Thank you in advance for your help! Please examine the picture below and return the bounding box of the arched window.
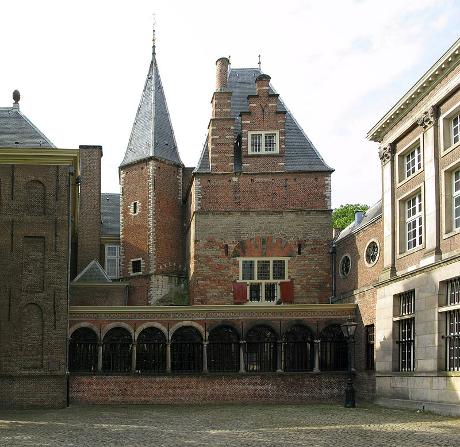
[208,326,239,372]
[102,327,132,373]
[171,326,203,373]
[283,325,314,372]
[136,327,166,373]
[320,324,347,371]
[26,180,45,215]
[245,325,277,372]
[69,327,98,372]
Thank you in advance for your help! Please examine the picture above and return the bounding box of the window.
[339,255,351,278]
[131,259,142,275]
[365,241,379,266]
[239,258,288,303]
[105,244,120,278]
[453,113,460,145]
[405,146,421,178]
[130,201,139,215]
[446,278,460,371]
[453,170,460,230]
[248,131,279,154]
[396,291,415,372]
[406,193,423,250]
[365,325,375,370]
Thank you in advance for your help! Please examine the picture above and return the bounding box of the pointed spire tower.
[120,26,182,167]
[119,27,185,305]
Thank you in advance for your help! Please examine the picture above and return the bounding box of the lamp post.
[341,319,358,408]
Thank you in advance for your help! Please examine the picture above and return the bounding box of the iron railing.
[207,342,240,372]
[69,342,98,372]
[136,342,167,373]
[171,342,203,373]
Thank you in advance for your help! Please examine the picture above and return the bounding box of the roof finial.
[258,54,261,71]
[152,14,156,56]
[13,89,20,104]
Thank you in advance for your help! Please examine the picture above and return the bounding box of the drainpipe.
[330,243,336,304]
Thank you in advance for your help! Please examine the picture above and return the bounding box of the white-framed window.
[238,258,287,303]
[248,131,279,154]
[453,170,460,230]
[105,244,120,278]
[396,290,415,372]
[130,258,142,275]
[452,113,460,145]
[406,193,423,251]
[445,277,460,371]
[364,240,379,267]
[405,146,421,178]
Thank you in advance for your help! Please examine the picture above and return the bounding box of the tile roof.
[335,200,382,242]
[72,260,112,284]
[195,68,332,173]
[120,53,182,167]
[0,106,55,148]
[101,193,120,236]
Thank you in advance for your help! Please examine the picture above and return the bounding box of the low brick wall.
[70,373,363,405]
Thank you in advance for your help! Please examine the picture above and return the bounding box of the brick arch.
[135,322,168,340]
[101,322,134,340]
[169,321,206,339]
[231,236,296,258]
[69,322,100,341]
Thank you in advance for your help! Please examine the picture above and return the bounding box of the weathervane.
[152,13,156,56]
[258,54,261,70]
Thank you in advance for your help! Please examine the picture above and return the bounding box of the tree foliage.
[332,204,369,230]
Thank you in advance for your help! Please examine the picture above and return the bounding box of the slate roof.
[120,51,182,167]
[0,105,55,148]
[72,260,112,284]
[195,68,332,173]
[101,193,120,236]
[335,200,382,242]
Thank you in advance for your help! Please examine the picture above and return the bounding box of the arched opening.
[102,327,132,373]
[171,326,203,373]
[245,325,277,372]
[208,326,240,372]
[69,327,98,372]
[26,180,46,215]
[320,324,347,371]
[136,327,166,373]
[283,324,314,372]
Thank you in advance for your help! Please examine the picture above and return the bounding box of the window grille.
[453,170,460,230]
[207,326,240,372]
[365,325,375,370]
[397,290,415,372]
[340,255,351,277]
[102,327,133,373]
[453,114,460,145]
[248,131,279,154]
[171,327,203,373]
[136,327,166,373]
[283,325,314,372]
[405,147,421,178]
[406,194,423,250]
[365,241,379,265]
[250,134,262,153]
[69,327,98,372]
[446,278,460,371]
[245,326,277,372]
[319,325,347,371]
[264,133,277,152]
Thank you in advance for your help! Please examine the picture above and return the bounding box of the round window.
[365,241,379,266]
[340,255,351,278]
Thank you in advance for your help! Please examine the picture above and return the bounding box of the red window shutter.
[280,280,294,304]
[233,282,248,304]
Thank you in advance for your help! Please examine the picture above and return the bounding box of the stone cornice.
[367,38,460,143]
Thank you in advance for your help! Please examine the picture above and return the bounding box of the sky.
[1,0,460,208]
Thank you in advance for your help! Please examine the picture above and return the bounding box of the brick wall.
[77,146,102,273]
[189,210,332,305]
[70,373,373,405]
[0,163,70,408]
[70,285,128,306]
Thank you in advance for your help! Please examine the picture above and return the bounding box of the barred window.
[453,114,460,145]
[405,146,421,178]
[453,170,460,230]
[248,131,279,154]
[396,290,415,372]
[406,194,423,250]
[446,278,460,371]
[365,325,375,370]
[264,133,277,152]
[250,133,262,153]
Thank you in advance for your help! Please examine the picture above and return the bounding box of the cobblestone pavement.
[0,404,458,447]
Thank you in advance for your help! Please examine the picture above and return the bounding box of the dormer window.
[248,131,279,154]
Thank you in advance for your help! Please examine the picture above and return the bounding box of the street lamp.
[341,319,358,408]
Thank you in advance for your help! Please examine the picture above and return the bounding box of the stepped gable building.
[334,37,460,416]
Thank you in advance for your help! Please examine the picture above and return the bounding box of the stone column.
[131,341,137,373]
[166,341,171,373]
[202,341,209,374]
[97,342,103,372]
[276,341,283,373]
[418,106,441,265]
[313,339,321,373]
[379,143,396,280]
[239,341,246,373]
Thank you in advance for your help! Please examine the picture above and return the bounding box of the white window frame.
[453,169,460,230]
[405,146,422,179]
[440,102,460,154]
[105,244,120,279]
[406,193,423,251]
[238,257,288,304]
[248,131,280,155]
[452,113,460,146]
[130,258,143,276]
[396,136,423,185]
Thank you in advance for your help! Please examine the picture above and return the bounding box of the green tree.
[332,204,369,230]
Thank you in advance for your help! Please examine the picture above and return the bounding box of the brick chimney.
[255,74,271,96]
[215,57,229,91]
